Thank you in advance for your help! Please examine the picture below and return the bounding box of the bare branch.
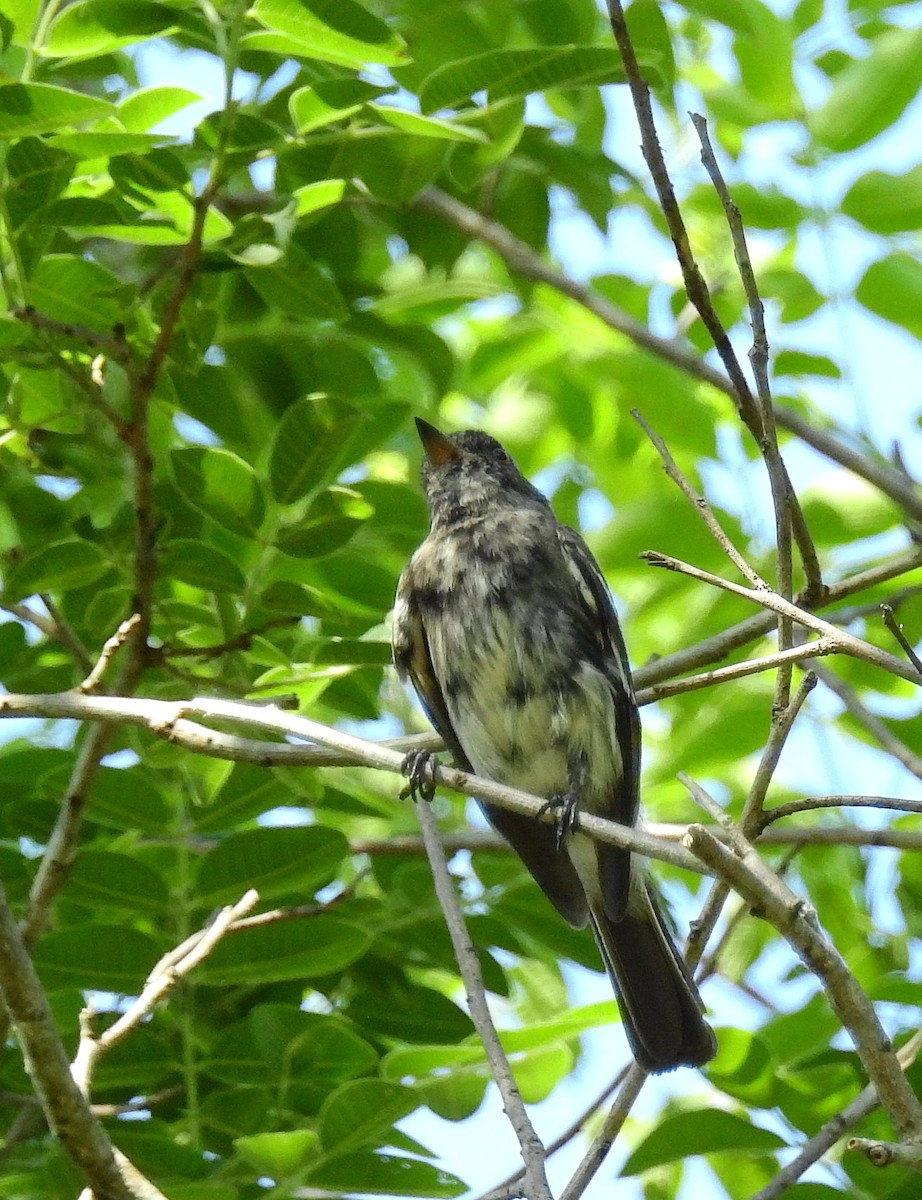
[559,1067,647,1200]
[639,642,831,704]
[636,545,922,688]
[684,815,922,1141]
[775,405,922,526]
[411,195,922,530]
[847,1137,922,1173]
[762,794,922,827]
[0,878,133,1200]
[641,551,922,686]
[632,409,765,585]
[0,691,706,875]
[78,615,142,694]
[12,306,134,366]
[881,603,922,675]
[415,796,552,1199]
[20,721,112,946]
[72,890,259,1096]
[39,596,95,675]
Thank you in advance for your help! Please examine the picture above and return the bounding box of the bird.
[391,417,716,1073]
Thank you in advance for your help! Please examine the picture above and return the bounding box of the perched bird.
[392,418,715,1073]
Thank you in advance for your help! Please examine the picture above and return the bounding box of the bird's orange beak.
[416,417,459,466]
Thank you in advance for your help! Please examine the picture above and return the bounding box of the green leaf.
[420,47,638,113]
[193,764,292,833]
[171,447,267,537]
[68,850,169,915]
[46,130,174,156]
[4,538,109,602]
[245,243,346,320]
[28,254,121,328]
[306,1151,465,1197]
[88,767,171,834]
[0,82,114,136]
[674,0,764,38]
[277,486,373,558]
[197,825,348,906]
[318,1079,418,1154]
[810,25,922,151]
[842,166,922,234]
[250,1005,377,1081]
[160,540,248,594]
[774,350,841,379]
[269,395,361,504]
[293,179,347,216]
[198,919,371,985]
[367,103,487,142]
[117,85,202,132]
[289,78,385,133]
[856,253,922,340]
[235,1130,319,1178]
[248,0,407,69]
[622,1109,786,1175]
[4,137,75,230]
[43,0,177,57]
[33,926,160,992]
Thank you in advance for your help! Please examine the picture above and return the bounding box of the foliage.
[0,0,919,1198]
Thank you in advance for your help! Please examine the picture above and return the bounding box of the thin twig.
[690,113,823,611]
[20,721,112,946]
[641,551,922,686]
[559,1066,647,1200]
[880,604,922,676]
[415,797,552,1199]
[155,617,300,660]
[78,615,141,694]
[762,794,922,827]
[632,409,765,585]
[12,306,134,366]
[486,1069,627,1199]
[638,641,832,704]
[636,545,922,689]
[72,890,259,1095]
[847,1137,922,1173]
[775,405,922,526]
[744,672,817,833]
[39,596,94,675]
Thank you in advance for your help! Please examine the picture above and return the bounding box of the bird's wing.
[392,566,472,771]
[557,523,641,920]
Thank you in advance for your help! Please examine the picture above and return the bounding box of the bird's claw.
[400,748,439,802]
[537,790,580,850]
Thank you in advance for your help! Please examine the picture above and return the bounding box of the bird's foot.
[537,789,580,850]
[400,749,439,802]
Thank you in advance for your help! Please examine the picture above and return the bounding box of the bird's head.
[414,418,547,526]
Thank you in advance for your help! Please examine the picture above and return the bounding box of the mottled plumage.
[393,419,715,1072]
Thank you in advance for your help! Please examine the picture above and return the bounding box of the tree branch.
[415,797,552,1198]
[0,878,133,1200]
[685,811,922,1142]
[641,551,922,686]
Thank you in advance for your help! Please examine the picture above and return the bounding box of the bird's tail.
[589,881,716,1073]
